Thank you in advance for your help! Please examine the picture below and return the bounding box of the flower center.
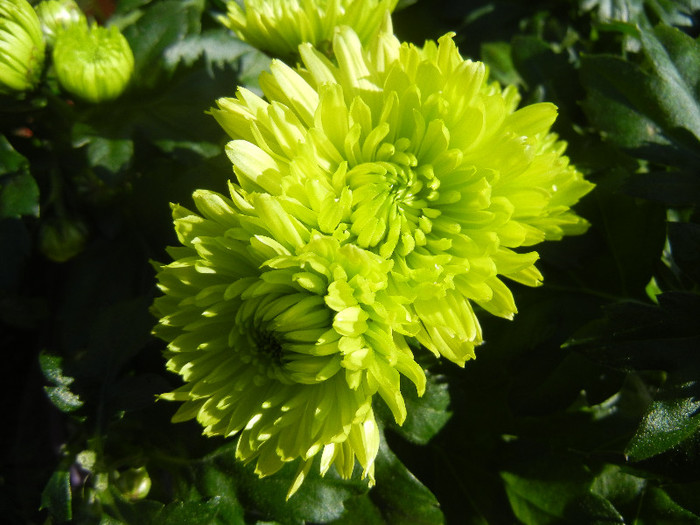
[252,328,284,365]
[346,154,441,258]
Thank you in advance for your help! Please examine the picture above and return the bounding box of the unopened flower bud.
[113,467,151,501]
[0,0,45,93]
[53,24,134,103]
[35,0,86,46]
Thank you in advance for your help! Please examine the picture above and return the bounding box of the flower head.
[52,23,134,103]
[152,184,426,496]
[35,0,86,46]
[219,0,398,58]
[211,19,595,366]
[0,0,45,94]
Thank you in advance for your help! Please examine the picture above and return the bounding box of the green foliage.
[3,0,700,523]
[581,24,700,167]
[501,466,624,524]
[40,470,72,522]
[39,351,84,413]
[368,435,444,525]
[0,135,38,218]
[376,372,452,446]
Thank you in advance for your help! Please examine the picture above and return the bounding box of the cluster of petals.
[211,16,594,367]
[154,12,594,495]
[219,0,398,58]
[0,0,45,93]
[153,184,426,495]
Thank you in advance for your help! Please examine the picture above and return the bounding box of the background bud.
[52,24,134,103]
[35,0,86,46]
[113,467,152,501]
[39,217,88,262]
[0,0,46,93]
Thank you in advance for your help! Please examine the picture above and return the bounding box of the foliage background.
[2,0,700,523]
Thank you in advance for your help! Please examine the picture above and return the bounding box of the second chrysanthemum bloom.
[152,184,426,496]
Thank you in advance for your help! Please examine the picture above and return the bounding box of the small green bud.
[35,0,86,46]
[53,24,134,103]
[0,0,46,93]
[39,217,87,262]
[113,467,151,501]
[76,449,97,471]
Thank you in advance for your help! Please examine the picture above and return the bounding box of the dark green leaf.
[44,385,84,412]
[107,488,165,525]
[583,0,700,27]
[626,392,700,461]
[136,65,235,146]
[501,471,567,524]
[122,0,204,89]
[591,465,700,523]
[203,443,365,524]
[370,435,444,525]
[580,0,645,23]
[39,351,75,387]
[377,372,451,445]
[667,222,700,284]
[511,35,578,111]
[98,515,127,525]
[567,292,700,376]
[580,57,664,148]
[152,139,220,158]
[566,290,700,462]
[76,62,239,161]
[0,135,29,175]
[192,463,246,524]
[73,124,134,175]
[501,462,625,525]
[236,48,272,94]
[581,25,700,168]
[40,351,84,412]
[113,0,152,16]
[163,29,252,72]
[636,25,700,142]
[634,486,700,524]
[664,481,700,517]
[480,41,522,86]
[502,473,573,524]
[0,136,38,218]
[623,171,700,206]
[329,495,386,525]
[588,176,666,297]
[590,465,646,514]
[40,470,72,522]
[157,499,222,525]
[646,0,700,27]
[0,183,35,223]
[650,22,700,86]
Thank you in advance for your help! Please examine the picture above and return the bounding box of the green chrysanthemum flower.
[211,18,594,366]
[152,184,426,496]
[219,0,398,58]
[0,0,45,94]
[53,23,134,103]
[35,0,86,46]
